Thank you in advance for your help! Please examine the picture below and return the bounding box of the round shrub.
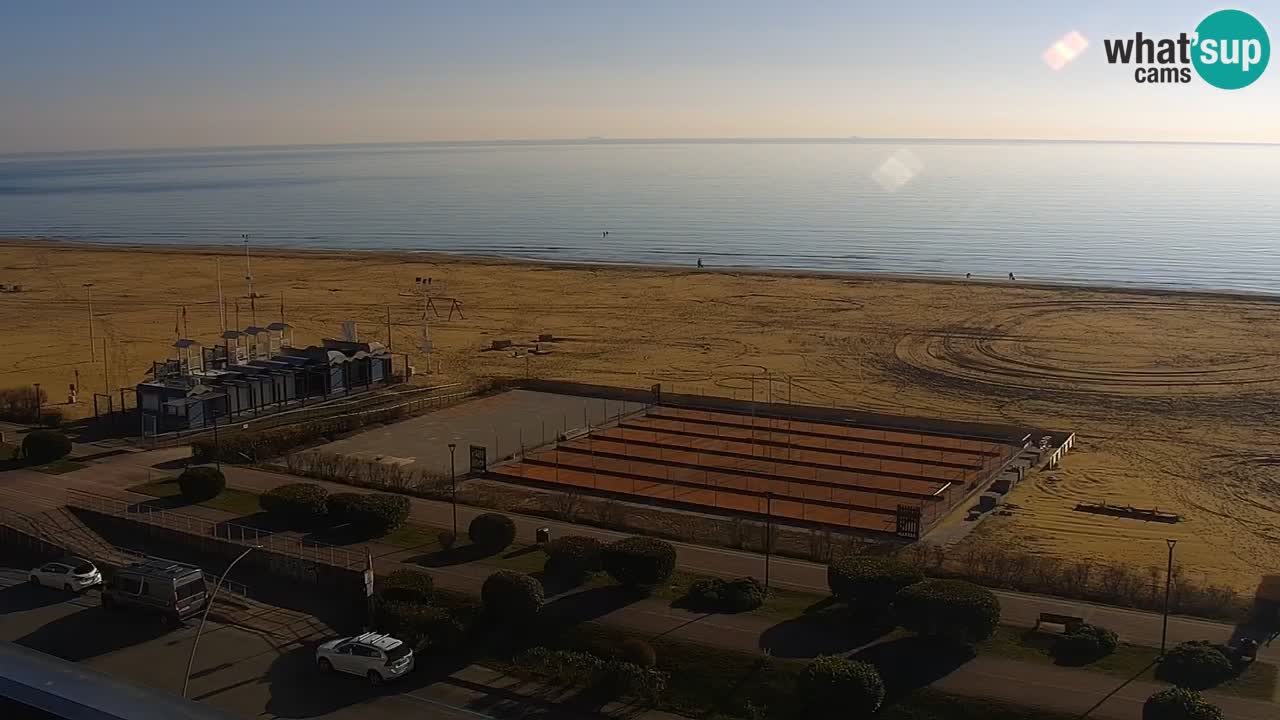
[602,537,677,591]
[894,579,1001,646]
[177,466,226,502]
[682,576,766,613]
[544,535,604,582]
[259,483,329,528]
[618,638,657,668]
[797,656,886,718]
[375,601,467,652]
[1157,641,1235,690]
[1054,623,1119,664]
[469,513,517,551]
[347,493,411,537]
[21,429,71,465]
[594,659,667,701]
[380,569,435,604]
[827,555,923,608]
[325,492,363,524]
[482,570,544,624]
[39,409,64,428]
[1143,687,1224,720]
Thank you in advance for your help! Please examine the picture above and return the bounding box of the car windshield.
[72,562,95,574]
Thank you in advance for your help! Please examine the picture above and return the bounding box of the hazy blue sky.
[2,1,1276,151]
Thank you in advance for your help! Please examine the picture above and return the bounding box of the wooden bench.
[1035,612,1084,631]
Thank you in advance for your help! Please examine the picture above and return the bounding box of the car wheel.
[367,670,383,687]
[101,595,114,609]
[29,576,39,586]
[317,658,332,673]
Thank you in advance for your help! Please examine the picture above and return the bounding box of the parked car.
[29,557,102,592]
[101,558,207,626]
[315,632,415,685]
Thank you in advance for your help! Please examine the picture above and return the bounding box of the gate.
[895,505,922,540]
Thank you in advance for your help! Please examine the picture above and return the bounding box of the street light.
[183,545,259,697]
[84,283,95,361]
[1160,538,1177,656]
[764,492,774,593]
[33,383,41,419]
[448,443,458,537]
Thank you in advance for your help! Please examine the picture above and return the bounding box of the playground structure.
[487,398,1041,540]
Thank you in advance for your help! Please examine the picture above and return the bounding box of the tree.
[482,570,544,624]
[797,655,886,718]
[602,537,676,591]
[827,555,923,609]
[259,483,329,528]
[346,493,411,537]
[469,513,517,551]
[544,535,604,583]
[177,466,225,502]
[1143,687,1224,720]
[21,429,71,465]
[1157,641,1235,690]
[894,579,1001,645]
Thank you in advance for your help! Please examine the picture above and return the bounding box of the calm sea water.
[1,140,1278,294]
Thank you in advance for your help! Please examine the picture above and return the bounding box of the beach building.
[136,328,394,434]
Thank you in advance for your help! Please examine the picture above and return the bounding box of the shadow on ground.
[759,604,895,659]
[409,544,502,568]
[15,606,171,662]
[0,581,76,614]
[853,636,975,700]
[542,586,643,630]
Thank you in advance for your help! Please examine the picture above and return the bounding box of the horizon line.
[3,135,1279,157]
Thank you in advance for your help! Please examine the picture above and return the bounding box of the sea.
[1,139,1278,295]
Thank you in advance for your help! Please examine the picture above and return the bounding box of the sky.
[1,0,1277,152]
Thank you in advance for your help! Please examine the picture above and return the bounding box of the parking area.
[0,567,539,720]
[310,389,647,475]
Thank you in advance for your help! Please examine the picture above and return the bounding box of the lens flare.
[1043,31,1089,70]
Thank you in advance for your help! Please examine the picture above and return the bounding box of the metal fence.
[65,490,365,571]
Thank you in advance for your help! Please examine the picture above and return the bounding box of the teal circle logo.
[1192,9,1270,89]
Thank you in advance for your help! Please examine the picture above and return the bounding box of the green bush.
[177,466,226,502]
[325,492,363,524]
[797,655,886,718]
[827,555,923,608]
[544,535,604,582]
[482,570,544,624]
[682,577,767,613]
[39,409,64,428]
[894,579,1001,646]
[21,429,71,465]
[595,659,668,701]
[469,513,517,551]
[602,536,677,591]
[1053,623,1119,664]
[0,386,45,424]
[1143,687,1224,720]
[374,601,467,652]
[1156,641,1235,690]
[346,493,411,537]
[618,637,657,668]
[380,569,434,604]
[518,647,604,686]
[259,483,329,528]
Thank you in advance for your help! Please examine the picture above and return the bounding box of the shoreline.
[6,236,1280,305]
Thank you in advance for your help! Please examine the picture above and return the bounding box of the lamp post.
[210,398,222,471]
[448,443,458,537]
[84,283,95,361]
[764,492,774,593]
[1161,538,1177,656]
[184,545,258,697]
[33,383,41,419]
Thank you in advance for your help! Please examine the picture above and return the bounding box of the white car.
[315,632,414,685]
[30,558,102,592]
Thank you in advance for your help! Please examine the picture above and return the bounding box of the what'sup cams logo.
[1104,9,1270,88]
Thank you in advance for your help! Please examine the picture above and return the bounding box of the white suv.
[315,632,414,685]
[29,557,102,592]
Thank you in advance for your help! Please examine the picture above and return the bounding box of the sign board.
[469,444,487,473]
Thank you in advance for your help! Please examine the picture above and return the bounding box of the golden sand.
[2,239,1278,591]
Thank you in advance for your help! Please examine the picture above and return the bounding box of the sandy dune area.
[1,239,1277,592]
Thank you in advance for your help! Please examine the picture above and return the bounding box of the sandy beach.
[2,238,1278,593]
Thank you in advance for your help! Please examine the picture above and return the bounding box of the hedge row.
[258,482,410,538]
[681,576,766,613]
[602,536,676,590]
[516,647,668,701]
[21,430,71,464]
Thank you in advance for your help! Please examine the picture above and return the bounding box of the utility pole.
[764,492,774,593]
[216,257,226,331]
[1161,539,1177,656]
[84,283,95,361]
[385,306,393,351]
[242,233,256,325]
[448,443,458,537]
[102,339,110,395]
[184,545,258,697]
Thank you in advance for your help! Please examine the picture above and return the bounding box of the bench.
[1035,612,1084,631]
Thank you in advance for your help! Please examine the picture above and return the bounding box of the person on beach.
[697,257,704,268]
[1008,272,1016,281]
[965,272,971,279]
